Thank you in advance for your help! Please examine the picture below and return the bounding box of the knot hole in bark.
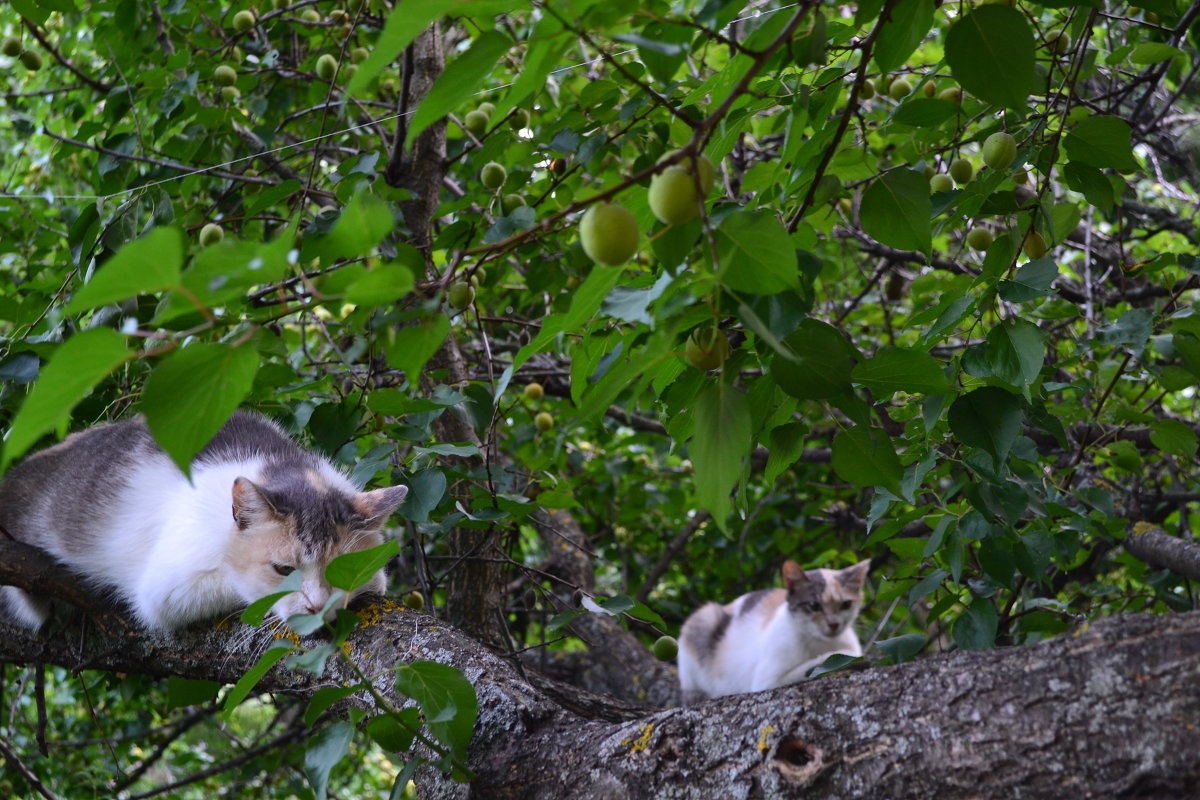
[774,737,826,786]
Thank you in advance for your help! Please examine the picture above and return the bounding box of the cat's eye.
[840,600,852,610]
[805,602,821,613]
[273,563,296,576]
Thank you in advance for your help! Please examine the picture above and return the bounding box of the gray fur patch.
[739,589,771,616]
[681,603,731,666]
[787,571,826,611]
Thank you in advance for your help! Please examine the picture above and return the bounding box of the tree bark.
[2,539,1198,799]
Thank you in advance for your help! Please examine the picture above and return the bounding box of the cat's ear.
[837,559,872,591]
[354,485,409,524]
[231,477,283,530]
[782,560,810,590]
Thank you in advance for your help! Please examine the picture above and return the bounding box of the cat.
[677,558,871,703]
[0,411,408,632]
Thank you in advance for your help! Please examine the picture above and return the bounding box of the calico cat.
[0,411,408,631]
[677,559,871,703]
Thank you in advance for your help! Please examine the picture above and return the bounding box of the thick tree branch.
[1125,523,1200,581]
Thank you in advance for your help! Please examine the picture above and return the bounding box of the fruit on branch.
[315,53,338,81]
[509,108,530,131]
[580,202,640,266]
[685,325,732,371]
[888,77,912,99]
[966,227,994,251]
[199,223,224,246]
[501,193,526,215]
[535,411,554,432]
[982,132,1018,171]
[301,8,321,22]
[1048,32,1071,54]
[653,636,679,661]
[464,109,489,137]
[402,591,425,611]
[859,79,876,99]
[930,173,954,193]
[350,47,369,64]
[447,282,475,310]
[232,10,256,31]
[938,86,963,104]
[481,161,507,191]
[922,80,936,97]
[2,37,21,57]
[950,157,974,185]
[523,382,544,401]
[649,152,715,225]
[1013,167,1029,185]
[1022,231,1048,259]
[221,86,240,101]
[19,49,42,71]
[214,64,238,86]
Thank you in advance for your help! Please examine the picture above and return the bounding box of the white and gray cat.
[0,411,408,631]
[677,558,871,703]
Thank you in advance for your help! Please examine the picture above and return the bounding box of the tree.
[1,0,1199,797]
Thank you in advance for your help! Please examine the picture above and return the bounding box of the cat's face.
[783,559,871,638]
[228,475,407,625]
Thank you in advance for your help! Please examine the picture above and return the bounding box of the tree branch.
[1125,523,1200,582]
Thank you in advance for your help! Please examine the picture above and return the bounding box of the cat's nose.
[827,621,840,633]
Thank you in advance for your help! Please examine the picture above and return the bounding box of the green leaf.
[241,569,304,626]
[832,426,903,496]
[312,193,395,262]
[386,314,451,379]
[326,539,400,592]
[952,597,998,650]
[393,661,478,761]
[874,0,934,73]
[304,721,354,800]
[851,346,951,396]
[223,643,292,719]
[986,319,1046,389]
[2,329,131,469]
[765,421,808,485]
[489,18,570,122]
[400,468,447,523]
[345,263,416,307]
[691,380,753,527]
[859,169,932,256]
[305,686,360,728]
[405,30,513,147]
[1129,42,1184,64]
[367,709,421,753]
[714,210,800,295]
[166,676,221,710]
[997,257,1057,302]
[65,226,182,314]
[771,319,857,400]
[1063,162,1115,212]
[876,633,927,664]
[511,265,623,371]
[1150,419,1198,458]
[142,343,260,475]
[892,98,961,128]
[948,387,1024,464]
[1064,115,1138,171]
[347,0,463,95]
[944,6,1037,111]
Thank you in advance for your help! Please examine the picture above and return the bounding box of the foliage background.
[1,0,1199,796]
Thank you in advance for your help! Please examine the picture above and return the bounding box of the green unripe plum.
[501,193,526,215]
[1048,32,1070,54]
[658,150,716,194]
[302,8,321,22]
[273,0,289,9]
[1013,167,1029,185]
[684,326,731,371]
[481,161,507,191]
[1022,231,1048,259]
[982,132,1017,171]
[232,10,255,31]
[949,158,974,185]
[351,47,370,64]
[2,37,21,57]
[922,80,936,98]
[929,173,954,193]
[214,64,238,86]
[649,166,704,226]
[199,223,224,247]
[463,110,488,137]
[447,281,475,309]
[966,227,994,251]
[402,591,425,611]
[509,108,530,130]
[652,635,679,661]
[19,49,42,71]
[939,86,963,104]
[523,382,544,401]
[888,77,912,99]
[221,85,241,101]
[535,411,554,432]
[579,203,639,266]
[859,79,875,99]
[477,102,496,117]
[316,53,338,81]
